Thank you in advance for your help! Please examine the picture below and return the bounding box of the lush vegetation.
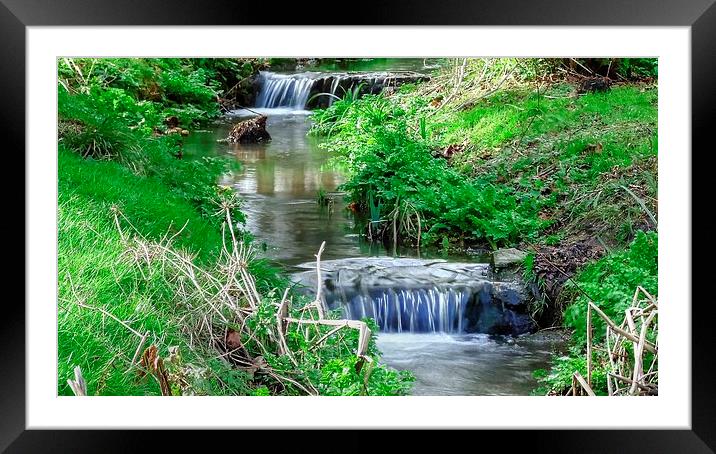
[533,231,658,395]
[57,58,413,396]
[57,56,659,397]
[311,57,658,395]
[312,60,657,251]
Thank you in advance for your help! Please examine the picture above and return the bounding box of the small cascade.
[328,77,343,106]
[254,72,317,109]
[341,286,469,334]
[253,71,431,110]
[292,257,535,335]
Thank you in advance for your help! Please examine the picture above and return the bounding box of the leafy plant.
[563,231,658,344]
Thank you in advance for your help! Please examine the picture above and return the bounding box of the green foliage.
[58,58,243,227]
[532,346,610,396]
[564,231,658,344]
[522,252,536,282]
[312,93,550,248]
[617,58,658,79]
[59,58,222,125]
[535,231,657,395]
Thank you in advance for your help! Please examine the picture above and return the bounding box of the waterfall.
[254,72,318,109]
[253,71,431,110]
[342,286,469,334]
[328,77,343,106]
[292,257,535,336]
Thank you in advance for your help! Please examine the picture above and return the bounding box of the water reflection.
[185,110,488,267]
[186,111,362,266]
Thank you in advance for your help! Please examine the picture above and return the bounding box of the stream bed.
[184,67,566,395]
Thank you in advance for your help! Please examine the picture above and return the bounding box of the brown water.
[183,102,565,396]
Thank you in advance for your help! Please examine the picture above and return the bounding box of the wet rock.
[227,115,271,143]
[292,257,535,335]
[492,248,528,269]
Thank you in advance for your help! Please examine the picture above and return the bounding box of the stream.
[183,63,566,395]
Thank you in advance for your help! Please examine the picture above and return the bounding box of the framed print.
[4,0,713,450]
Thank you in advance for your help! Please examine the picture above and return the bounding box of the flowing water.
[184,64,566,395]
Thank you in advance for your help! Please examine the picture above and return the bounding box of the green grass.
[58,147,413,396]
[440,85,656,150]
[59,187,174,395]
[59,147,223,261]
[312,82,657,250]
[58,147,229,395]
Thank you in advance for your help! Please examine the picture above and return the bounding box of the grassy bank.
[58,147,229,395]
[311,58,658,395]
[57,58,414,396]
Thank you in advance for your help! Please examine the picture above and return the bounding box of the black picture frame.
[4,0,712,450]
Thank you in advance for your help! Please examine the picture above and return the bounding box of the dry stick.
[415,209,422,251]
[636,286,658,307]
[572,371,597,396]
[630,311,657,395]
[128,330,150,371]
[269,371,318,396]
[625,307,639,347]
[589,302,657,354]
[440,58,468,108]
[360,355,376,395]
[468,64,518,104]
[586,302,592,386]
[606,326,614,396]
[392,203,399,255]
[609,373,655,393]
[309,324,348,351]
[275,289,298,367]
[570,374,577,396]
[570,58,594,75]
[313,241,327,319]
